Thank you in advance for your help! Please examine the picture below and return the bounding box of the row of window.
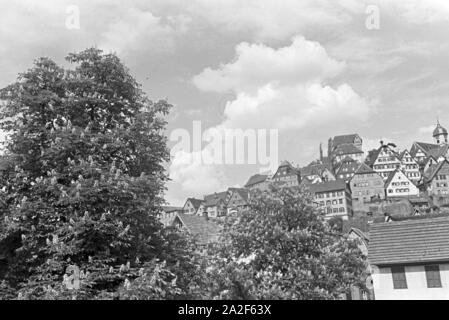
[436,182,449,188]
[391,181,409,187]
[375,164,401,170]
[388,188,411,193]
[435,174,448,181]
[318,199,344,206]
[392,265,442,289]
[316,191,344,198]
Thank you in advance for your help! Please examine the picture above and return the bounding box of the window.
[391,267,407,289]
[425,265,442,288]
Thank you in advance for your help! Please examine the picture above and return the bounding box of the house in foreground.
[368,215,449,299]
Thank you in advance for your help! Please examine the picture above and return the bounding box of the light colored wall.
[372,264,449,300]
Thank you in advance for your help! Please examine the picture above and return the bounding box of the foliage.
[205,185,367,300]
[0,48,203,299]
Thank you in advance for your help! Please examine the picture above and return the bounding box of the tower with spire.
[433,119,448,145]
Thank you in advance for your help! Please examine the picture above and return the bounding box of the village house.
[368,144,402,180]
[160,206,184,227]
[410,121,448,164]
[331,144,364,169]
[350,163,385,208]
[328,134,363,157]
[421,159,449,196]
[300,161,335,184]
[385,169,420,198]
[272,160,301,187]
[182,198,204,215]
[308,180,353,220]
[398,150,421,182]
[203,192,228,218]
[226,188,250,214]
[335,156,360,182]
[244,173,270,191]
[369,216,449,300]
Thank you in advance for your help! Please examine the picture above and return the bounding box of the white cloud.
[193,36,344,94]
[169,149,227,197]
[419,125,435,134]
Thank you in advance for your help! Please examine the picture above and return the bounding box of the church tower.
[433,119,448,145]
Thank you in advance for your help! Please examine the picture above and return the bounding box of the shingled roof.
[368,216,449,266]
[332,134,360,147]
[185,198,204,210]
[354,163,377,175]
[245,174,268,187]
[173,213,221,244]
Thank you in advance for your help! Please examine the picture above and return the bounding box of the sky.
[1,0,449,205]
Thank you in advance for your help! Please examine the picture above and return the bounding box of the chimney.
[203,209,209,220]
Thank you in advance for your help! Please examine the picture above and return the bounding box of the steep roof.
[384,169,407,188]
[162,206,183,213]
[204,191,228,207]
[300,162,332,177]
[185,198,204,210]
[354,163,377,175]
[412,142,440,158]
[308,180,347,194]
[423,160,449,182]
[173,213,221,244]
[368,216,449,266]
[428,144,449,160]
[365,148,381,167]
[336,159,359,177]
[245,174,268,187]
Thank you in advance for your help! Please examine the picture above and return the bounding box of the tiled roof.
[423,160,449,182]
[410,142,440,157]
[174,213,221,244]
[428,144,449,159]
[384,169,400,188]
[332,134,360,147]
[204,191,228,207]
[354,163,376,175]
[308,180,347,194]
[185,198,204,210]
[300,163,331,177]
[368,216,449,266]
[162,206,183,213]
[245,174,268,187]
[334,143,364,156]
[336,160,359,176]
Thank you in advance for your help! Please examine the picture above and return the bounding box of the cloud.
[168,149,227,197]
[193,36,345,93]
[419,125,435,134]
[168,36,373,203]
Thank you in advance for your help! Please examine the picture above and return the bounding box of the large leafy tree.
[206,185,367,300]
[0,48,200,299]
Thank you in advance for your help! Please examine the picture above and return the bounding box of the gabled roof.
[354,163,377,175]
[308,180,347,194]
[227,187,249,203]
[427,144,449,160]
[336,159,359,177]
[365,148,381,167]
[423,160,449,182]
[411,141,440,158]
[349,227,370,243]
[300,162,332,177]
[245,174,268,187]
[173,213,221,244]
[204,191,228,207]
[384,169,404,188]
[368,216,449,266]
[184,198,204,210]
[274,160,300,176]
